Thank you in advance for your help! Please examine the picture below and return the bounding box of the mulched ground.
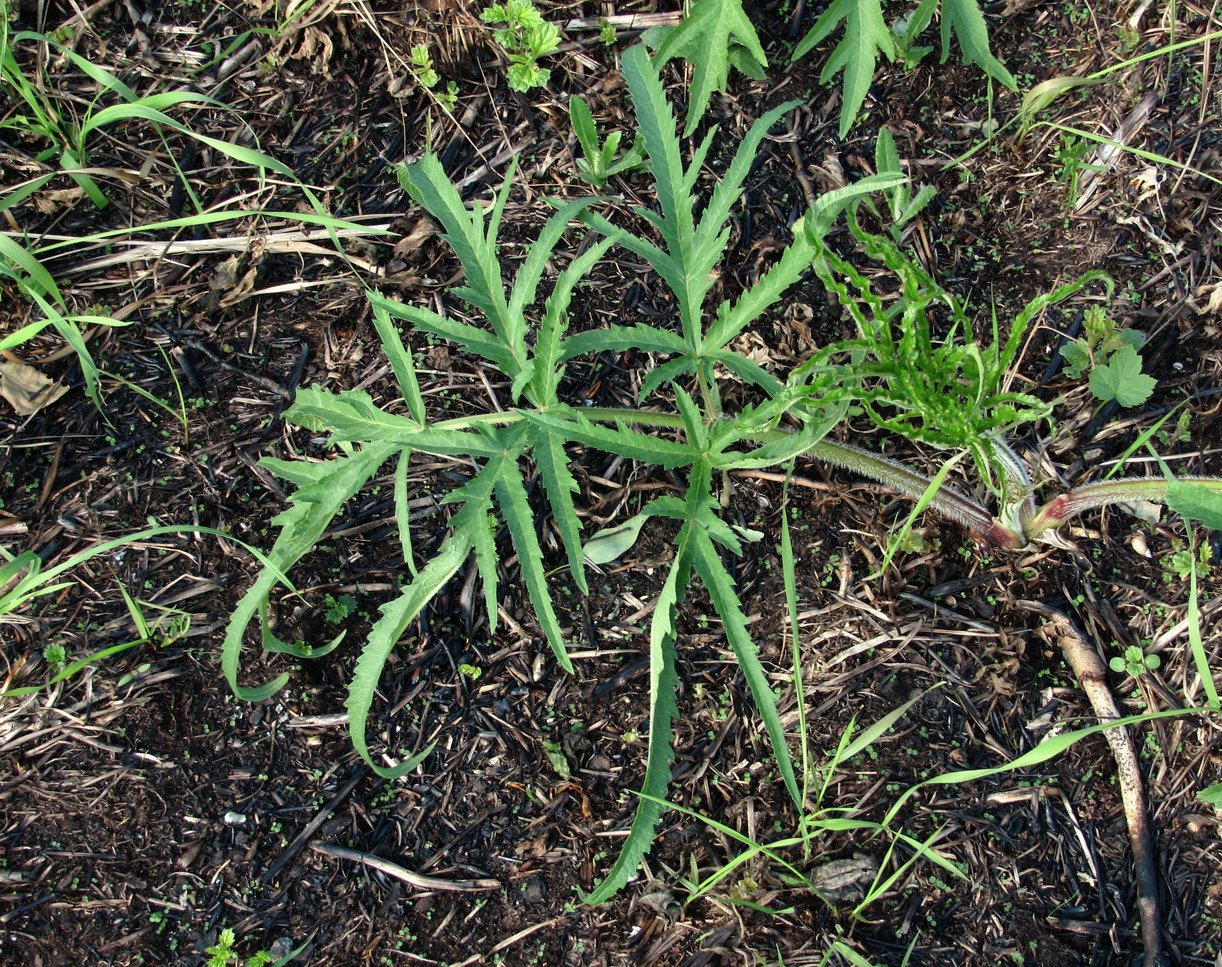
[2,1,1221,965]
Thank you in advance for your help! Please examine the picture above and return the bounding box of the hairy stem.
[427,405,1022,544]
[1025,476,1222,539]
[806,440,1019,546]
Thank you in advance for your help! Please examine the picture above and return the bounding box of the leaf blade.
[584,545,687,902]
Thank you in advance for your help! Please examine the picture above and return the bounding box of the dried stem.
[1017,601,1167,967]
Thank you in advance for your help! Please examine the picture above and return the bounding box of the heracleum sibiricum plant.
[222,42,1222,902]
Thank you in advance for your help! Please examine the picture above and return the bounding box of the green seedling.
[1052,133,1106,208]
[323,593,358,625]
[479,0,560,92]
[41,642,67,671]
[409,44,440,88]
[1163,541,1212,583]
[203,925,308,967]
[569,96,645,186]
[1060,306,1155,408]
[1109,643,1161,679]
[0,15,284,209]
[1085,344,1154,409]
[1,526,249,699]
[408,44,458,108]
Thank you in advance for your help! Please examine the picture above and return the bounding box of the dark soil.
[2,2,1221,966]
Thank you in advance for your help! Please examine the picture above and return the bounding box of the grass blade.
[1188,546,1220,710]
[779,469,811,839]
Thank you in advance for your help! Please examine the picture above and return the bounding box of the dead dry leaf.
[1195,281,1222,316]
[0,360,68,415]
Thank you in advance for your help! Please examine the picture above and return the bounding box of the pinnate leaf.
[530,425,587,593]
[690,526,800,808]
[524,410,698,468]
[224,442,399,703]
[653,0,768,137]
[620,45,691,260]
[346,525,472,778]
[584,545,687,902]
[793,0,895,138]
[494,457,573,672]
[940,0,1016,89]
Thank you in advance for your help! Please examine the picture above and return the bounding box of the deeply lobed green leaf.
[652,0,768,137]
